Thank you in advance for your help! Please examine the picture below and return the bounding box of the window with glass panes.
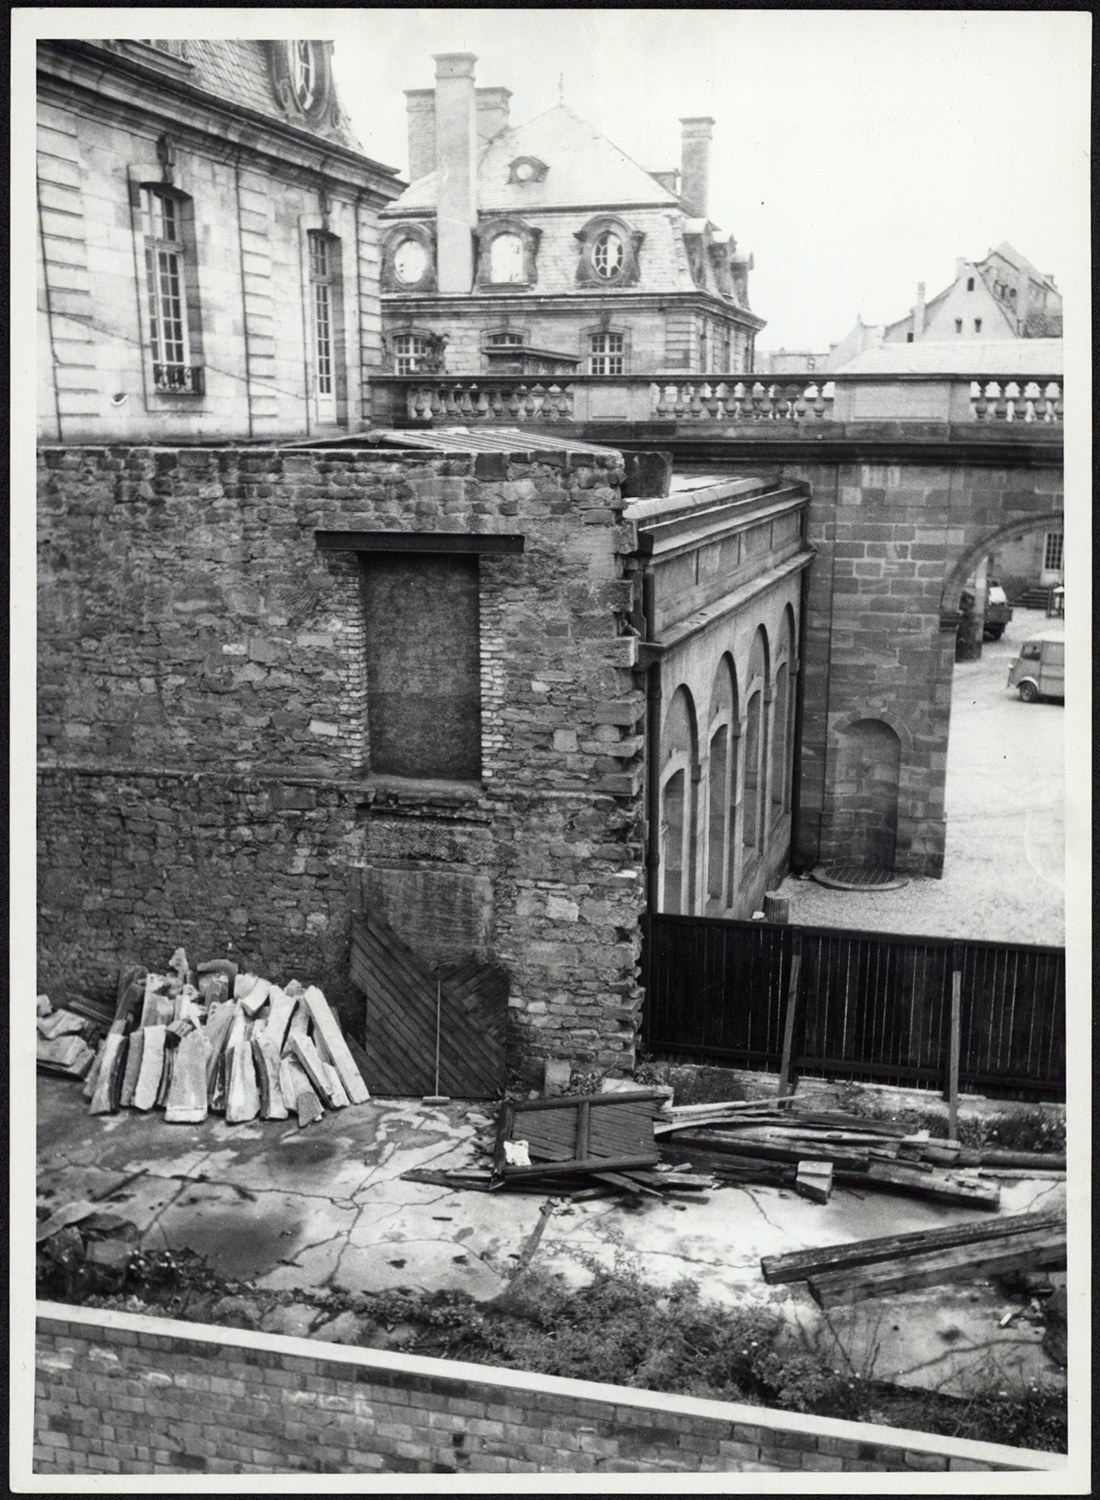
[142,188,193,391]
[308,231,336,421]
[393,334,429,374]
[588,332,624,374]
[1043,532,1064,572]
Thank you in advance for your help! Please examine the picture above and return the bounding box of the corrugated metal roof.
[372,426,623,458]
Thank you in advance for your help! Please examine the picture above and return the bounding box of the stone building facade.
[882,242,1062,346]
[36,39,401,444]
[379,53,764,380]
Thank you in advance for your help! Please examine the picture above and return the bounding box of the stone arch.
[659,685,698,915]
[833,718,902,868]
[704,655,739,911]
[940,512,1064,618]
[832,705,913,756]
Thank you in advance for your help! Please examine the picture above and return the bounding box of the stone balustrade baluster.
[992,382,1009,422]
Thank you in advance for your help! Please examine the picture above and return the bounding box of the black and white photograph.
[14,6,1090,1490]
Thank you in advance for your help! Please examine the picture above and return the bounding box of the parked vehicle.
[983,578,1013,640]
[1007,631,1064,702]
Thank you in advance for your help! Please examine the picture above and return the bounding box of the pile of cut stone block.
[79,950,369,1127]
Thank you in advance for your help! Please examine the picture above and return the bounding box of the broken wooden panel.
[349,911,505,1099]
[494,1091,662,1179]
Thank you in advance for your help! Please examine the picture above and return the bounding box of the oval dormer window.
[394,238,428,286]
[489,232,525,283]
[289,41,320,112]
[592,229,624,279]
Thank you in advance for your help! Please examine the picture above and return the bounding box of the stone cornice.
[38,40,403,202]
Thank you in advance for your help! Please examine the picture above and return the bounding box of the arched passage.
[940,512,1064,619]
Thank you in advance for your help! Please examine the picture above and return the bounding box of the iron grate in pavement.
[813,864,909,891]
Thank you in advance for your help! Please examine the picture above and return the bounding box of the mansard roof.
[385,104,683,215]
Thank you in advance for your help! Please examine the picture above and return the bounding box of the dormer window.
[575,216,643,288]
[592,230,624,279]
[489,232,525,283]
[394,239,428,285]
[380,223,437,293]
[473,216,540,289]
[507,155,549,185]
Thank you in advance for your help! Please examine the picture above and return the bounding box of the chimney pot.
[679,116,715,218]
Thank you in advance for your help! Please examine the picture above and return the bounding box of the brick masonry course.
[37,445,646,1075]
[27,1303,1062,1478]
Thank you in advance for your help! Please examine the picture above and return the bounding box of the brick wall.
[37,445,646,1074]
[29,1303,1061,1477]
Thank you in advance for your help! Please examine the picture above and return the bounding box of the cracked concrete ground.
[36,1076,1066,1400]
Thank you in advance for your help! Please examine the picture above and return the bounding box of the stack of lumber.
[656,1099,1003,1210]
[80,953,369,1128]
[760,1209,1067,1307]
[36,995,99,1079]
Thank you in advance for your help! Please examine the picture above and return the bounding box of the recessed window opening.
[967,276,975,291]
[489,232,525,283]
[589,331,624,374]
[974,318,982,333]
[1043,532,1063,572]
[393,333,429,374]
[954,319,963,333]
[308,231,335,420]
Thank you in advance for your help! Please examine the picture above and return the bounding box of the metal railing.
[153,363,205,395]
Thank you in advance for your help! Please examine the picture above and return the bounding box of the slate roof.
[92,39,366,155]
[385,104,681,216]
[981,242,1059,292]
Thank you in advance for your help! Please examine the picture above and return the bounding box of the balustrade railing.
[370,372,1063,428]
[969,379,1063,424]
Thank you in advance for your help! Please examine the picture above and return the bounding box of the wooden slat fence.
[642,915,1065,1100]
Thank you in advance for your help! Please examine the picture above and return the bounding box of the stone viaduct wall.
[598,424,1064,877]
[36,444,647,1077]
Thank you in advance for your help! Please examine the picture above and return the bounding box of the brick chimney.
[433,52,478,294]
[405,89,436,181]
[914,282,926,336]
[476,86,511,146]
[679,117,714,218]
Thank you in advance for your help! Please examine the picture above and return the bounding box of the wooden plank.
[132,1026,166,1111]
[808,1229,1068,1307]
[499,1153,662,1180]
[289,1033,342,1108]
[279,1054,323,1127]
[302,985,369,1104]
[777,933,802,1098]
[262,986,297,1054]
[251,1030,288,1120]
[845,1159,999,1210]
[946,954,962,1138]
[225,1017,260,1124]
[164,1028,208,1123]
[762,1209,1065,1285]
[673,1132,870,1173]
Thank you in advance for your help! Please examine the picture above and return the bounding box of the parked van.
[1007,631,1064,702]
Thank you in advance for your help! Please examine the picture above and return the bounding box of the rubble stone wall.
[37,445,646,1072]
[31,1305,1055,1476]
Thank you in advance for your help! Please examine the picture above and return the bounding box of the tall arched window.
[704,655,738,913]
[660,685,698,915]
[771,606,797,822]
[742,628,770,857]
